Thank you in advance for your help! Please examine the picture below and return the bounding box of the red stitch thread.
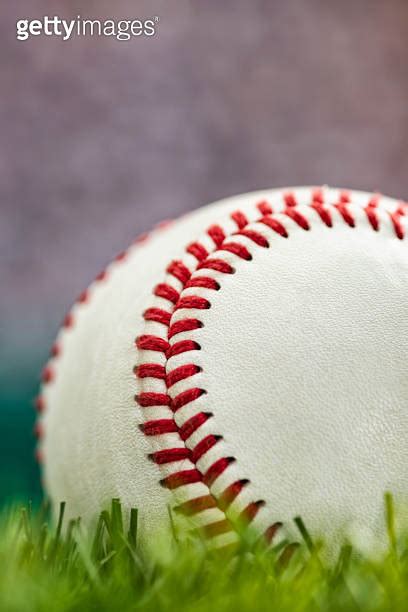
[284,207,310,230]
[179,412,213,441]
[161,469,202,489]
[154,283,180,304]
[63,313,74,328]
[185,277,220,291]
[135,364,166,379]
[334,201,355,227]
[167,340,201,358]
[78,290,89,304]
[35,395,45,413]
[96,269,108,282]
[203,457,235,487]
[230,210,248,229]
[311,201,333,227]
[197,259,235,274]
[141,419,178,436]
[312,187,324,204]
[136,335,170,352]
[364,205,380,231]
[207,225,226,247]
[115,251,127,262]
[257,200,273,215]
[186,241,209,261]
[149,447,190,464]
[167,260,191,284]
[261,216,289,238]
[172,388,207,412]
[236,228,270,248]
[143,308,172,326]
[340,190,351,203]
[265,522,283,544]
[390,211,405,240]
[166,364,201,388]
[41,366,54,384]
[136,392,171,408]
[175,495,217,515]
[284,192,298,207]
[220,242,252,260]
[176,296,211,310]
[219,479,250,510]
[168,318,203,340]
[241,500,266,523]
[191,435,222,463]
[51,343,60,358]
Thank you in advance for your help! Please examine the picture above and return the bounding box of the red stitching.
[390,211,405,240]
[176,296,211,310]
[78,290,89,304]
[137,190,406,546]
[219,479,250,510]
[149,448,190,464]
[175,495,217,515]
[257,200,273,215]
[167,340,201,358]
[143,308,172,326]
[161,469,202,489]
[51,343,60,358]
[154,283,180,304]
[166,364,201,388]
[203,457,235,487]
[35,395,45,414]
[311,201,333,227]
[241,500,265,523]
[190,434,222,463]
[166,260,191,284]
[207,224,226,247]
[179,412,213,440]
[261,216,289,238]
[230,210,249,229]
[41,366,54,384]
[284,207,310,230]
[364,205,380,232]
[135,364,166,380]
[265,522,283,543]
[334,199,355,227]
[136,335,170,352]
[186,241,208,261]
[168,318,203,340]
[197,259,235,274]
[172,388,206,412]
[283,192,298,207]
[236,228,270,248]
[185,277,220,291]
[136,392,171,408]
[141,419,178,436]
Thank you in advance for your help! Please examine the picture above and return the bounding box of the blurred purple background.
[1,0,407,503]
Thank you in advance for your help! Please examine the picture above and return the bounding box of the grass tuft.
[1,494,408,611]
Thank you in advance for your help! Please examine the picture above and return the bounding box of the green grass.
[1,495,408,611]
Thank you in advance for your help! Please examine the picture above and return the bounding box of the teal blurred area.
[1,0,407,506]
[0,348,42,505]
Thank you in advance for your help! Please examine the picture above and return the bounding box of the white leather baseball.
[39,186,408,552]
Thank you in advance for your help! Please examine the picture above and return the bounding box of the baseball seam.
[136,188,407,545]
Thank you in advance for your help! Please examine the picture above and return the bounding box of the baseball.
[37,186,408,552]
